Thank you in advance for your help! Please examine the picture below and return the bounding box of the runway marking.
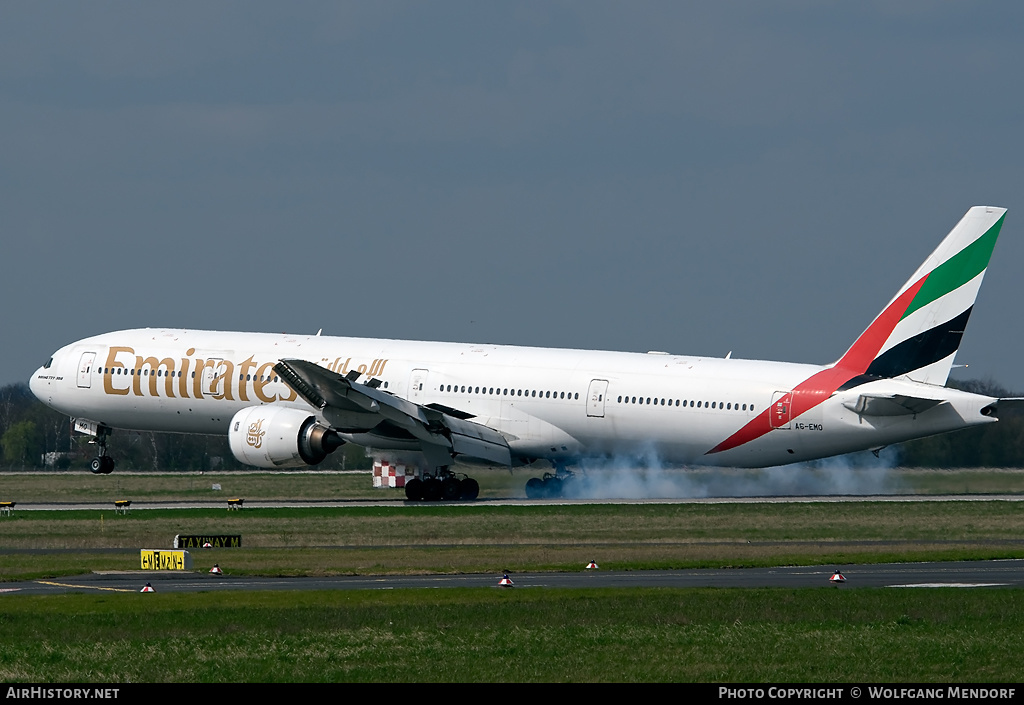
[0,588,22,593]
[35,580,135,593]
[888,583,1009,588]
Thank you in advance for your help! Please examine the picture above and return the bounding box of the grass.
[2,502,1024,580]
[2,470,1024,682]
[1,587,1023,682]
[2,467,1024,504]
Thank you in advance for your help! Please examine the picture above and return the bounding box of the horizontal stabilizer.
[843,394,944,417]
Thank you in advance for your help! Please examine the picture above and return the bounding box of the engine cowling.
[228,406,344,468]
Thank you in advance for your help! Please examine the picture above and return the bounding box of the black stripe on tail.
[864,307,973,380]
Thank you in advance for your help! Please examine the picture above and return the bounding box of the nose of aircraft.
[29,367,44,401]
[29,354,57,402]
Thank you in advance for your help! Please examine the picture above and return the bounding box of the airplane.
[30,206,1010,501]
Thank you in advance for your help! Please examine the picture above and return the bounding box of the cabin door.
[587,379,609,418]
[770,391,793,429]
[203,358,225,397]
[77,352,96,388]
[408,369,429,402]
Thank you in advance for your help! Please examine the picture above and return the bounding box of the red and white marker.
[830,570,846,584]
[498,573,514,587]
[140,583,155,593]
[209,564,223,575]
[203,542,212,548]
[586,560,599,570]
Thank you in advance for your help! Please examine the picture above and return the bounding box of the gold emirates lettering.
[102,346,386,402]
[322,356,388,377]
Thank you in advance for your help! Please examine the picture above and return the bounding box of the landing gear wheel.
[407,468,479,502]
[90,456,114,475]
[542,476,563,498]
[526,472,572,499]
[525,477,544,499]
[441,477,462,501]
[405,478,424,501]
[459,477,479,500]
[421,477,443,502]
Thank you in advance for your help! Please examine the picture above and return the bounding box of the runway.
[10,493,1024,511]
[5,559,1023,595]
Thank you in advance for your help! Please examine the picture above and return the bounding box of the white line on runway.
[888,583,1009,588]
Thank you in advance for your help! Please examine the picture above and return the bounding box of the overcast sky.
[4,2,1023,390]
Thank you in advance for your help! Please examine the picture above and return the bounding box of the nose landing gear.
[87,426,115,475]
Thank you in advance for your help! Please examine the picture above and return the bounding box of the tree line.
[0,383,370,471]
[1,380,1022,470]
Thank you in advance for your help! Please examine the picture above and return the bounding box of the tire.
[542,477,563,498]
[460,478,480,500]
[525,477,544,499]
[405,478,424,501]
[441,477,462,501]
[421,478,442,502]
[90,457,104,474]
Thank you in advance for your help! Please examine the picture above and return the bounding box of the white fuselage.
[30,328,997,469]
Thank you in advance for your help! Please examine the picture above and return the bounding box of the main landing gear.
[525,465,580,499]
[405,467,480,502]
[88,426,115,475]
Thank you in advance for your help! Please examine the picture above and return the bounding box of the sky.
[4,1,1024,390]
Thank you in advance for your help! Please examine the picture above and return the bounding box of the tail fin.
[835,206,1007,386]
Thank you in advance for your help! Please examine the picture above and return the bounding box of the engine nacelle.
[228,406,344,469]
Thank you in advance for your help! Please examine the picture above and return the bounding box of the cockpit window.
[43,357,53,369]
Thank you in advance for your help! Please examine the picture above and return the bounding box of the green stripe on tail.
[902,213,1005,320]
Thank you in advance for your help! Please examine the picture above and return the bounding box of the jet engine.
[228,406,344,468]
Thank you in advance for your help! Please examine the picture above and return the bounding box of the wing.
[273,359,512,467]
